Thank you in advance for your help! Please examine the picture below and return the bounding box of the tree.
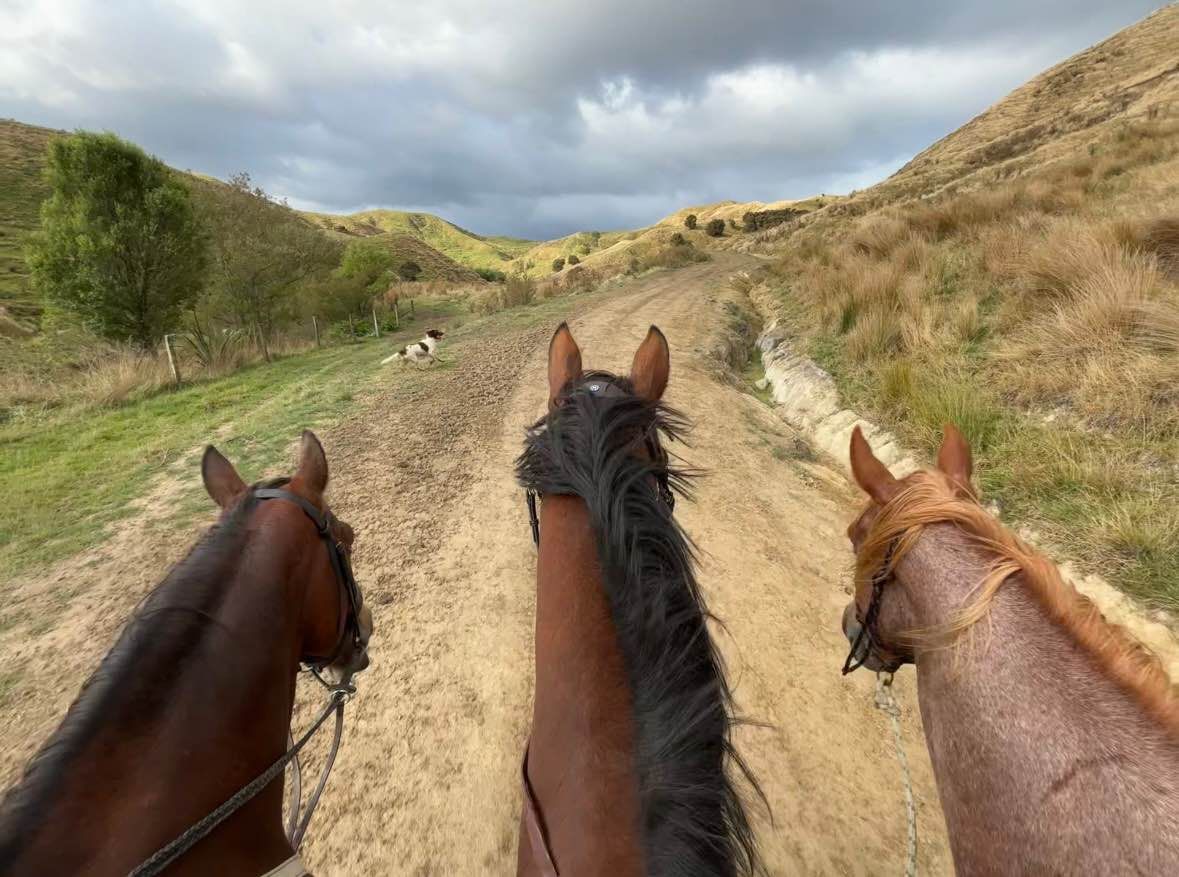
[27,132,208,349]
[552,257,566,272]
[338,239,395,294]
[397,260,422,282]
[684,214,698,230]
[705,218,725,237]
[567,254,580,265]
[201,173,340,360]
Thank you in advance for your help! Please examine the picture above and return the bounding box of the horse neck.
[897,524,1179,873]
[526,494,644,876]
[1,504,315,876]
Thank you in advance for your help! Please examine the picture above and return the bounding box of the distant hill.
[302,209,534,273]
[742,3,1179,247]
[0,119,481,333]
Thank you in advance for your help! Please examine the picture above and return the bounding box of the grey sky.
[0,1,1165,238]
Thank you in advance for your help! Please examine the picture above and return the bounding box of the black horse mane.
[0,482,279,864]
[516,372,761,877]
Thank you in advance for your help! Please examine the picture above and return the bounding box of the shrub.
[705,219,725,237]
[684,214,698,230]
[397,260,422,281]
[552,257,565,272]
[670,232,686,246]
[475,267,507,282]
[567,254,580,265]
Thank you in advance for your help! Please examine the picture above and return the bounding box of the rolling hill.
[740,3,1179,607]
[0,119,483,334]
[302,208,533,274]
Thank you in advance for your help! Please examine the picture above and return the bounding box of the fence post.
[312,315,320,348]
[164,333,181,387]
[393,300,400,329]
[372,308,380,338]
[410,298,415,317]
[348,313,355,339]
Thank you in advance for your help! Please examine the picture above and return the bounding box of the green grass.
[0,286,605,581]
[0,300,470,579]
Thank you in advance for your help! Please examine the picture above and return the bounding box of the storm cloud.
[0,0,1164,237]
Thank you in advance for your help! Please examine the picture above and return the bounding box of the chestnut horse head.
[840,422,973,673]
[515,323,759,877]
[0,431,372,876]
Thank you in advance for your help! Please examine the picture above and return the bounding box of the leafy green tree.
[201,173,339,360]
[338,239,395,293]
[27,132,208,349]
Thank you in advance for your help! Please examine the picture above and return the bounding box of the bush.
[567,254,580,265]
[685,214,698,230]
[552,257,565,272]
[397,260,422,282]
[670,232,686,246]
[705,219,725,237]
[475,267,507,282]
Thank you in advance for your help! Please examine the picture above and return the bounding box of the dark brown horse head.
[201,430,372,682]
[841,423,973,672]
[518,323,759,877]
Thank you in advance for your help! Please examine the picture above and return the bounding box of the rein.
[841,539,900,675]
[128,486,369,877]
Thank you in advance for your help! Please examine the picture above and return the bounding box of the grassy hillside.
[748,4,1179,607]
[304,209,534,273]
[0,120,482,334]
[0,120,55,333]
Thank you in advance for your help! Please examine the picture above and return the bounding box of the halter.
[841,539,903,675]
[525,376,675,547]
[130,485,370,877]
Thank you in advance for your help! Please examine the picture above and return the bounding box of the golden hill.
[743,4,1179,607]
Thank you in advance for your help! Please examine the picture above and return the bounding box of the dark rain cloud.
[0,0,1164,237]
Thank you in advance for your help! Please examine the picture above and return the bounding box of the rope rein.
[874,672,918,877]
[129,685,349,877]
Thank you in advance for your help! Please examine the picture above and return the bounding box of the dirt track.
[0,256,953,874]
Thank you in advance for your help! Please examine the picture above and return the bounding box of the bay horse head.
[0,429,372,876]
[515,323,760,877]
[202,430,373,684]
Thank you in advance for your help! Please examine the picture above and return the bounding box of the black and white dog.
[382,329,446,367]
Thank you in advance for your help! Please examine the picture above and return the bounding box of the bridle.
[841,538,903,675]
[525,376,675,547]
[130,484,370,877]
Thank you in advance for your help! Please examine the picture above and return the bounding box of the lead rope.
[875,672,918,877]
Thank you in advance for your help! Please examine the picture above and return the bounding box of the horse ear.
[936,422,973,491]
[296,430,329,495]
[202,445,246,509]
[849,425,900,505]
[547,323,582,409]
[629,326,670,403]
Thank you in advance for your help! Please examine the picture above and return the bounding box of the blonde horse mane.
[856,470,1179,739]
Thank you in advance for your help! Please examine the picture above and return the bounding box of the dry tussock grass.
[765,108,1179,601]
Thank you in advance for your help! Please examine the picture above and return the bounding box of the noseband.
[841,539,902,675]
[525,377,675,547]
[130,484,369,877]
